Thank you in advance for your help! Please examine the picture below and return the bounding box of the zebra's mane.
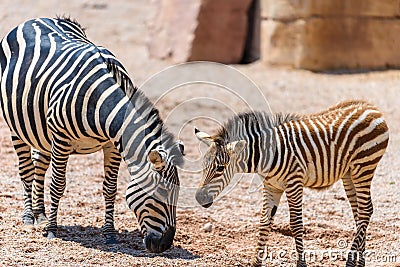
[56,15,87,35]
[106,61,137,100]
[106,62,183,167]
[53,16,183,166]
[216,111,301,143]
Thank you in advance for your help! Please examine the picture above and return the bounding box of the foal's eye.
[215,165,225,173]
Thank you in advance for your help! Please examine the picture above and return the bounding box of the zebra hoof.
[22,216,35,226]
[346,252,357,267]
[35,213,48,227]
[44,231,57,239]
[22,223,35,232]
[251,259,261,267]
[104,235,118,245]
[22,216,35,232]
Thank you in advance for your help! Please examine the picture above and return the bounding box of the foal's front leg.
[286,181,306,267]
[252,185,283,267]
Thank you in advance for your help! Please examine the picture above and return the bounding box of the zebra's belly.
[303,161,345,188]
[69,137,109,154]
[5,121,107,155]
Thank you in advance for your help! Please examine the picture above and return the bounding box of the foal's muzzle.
[195,187,213,208]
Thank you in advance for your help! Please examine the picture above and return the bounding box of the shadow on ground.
[56,225,199,260]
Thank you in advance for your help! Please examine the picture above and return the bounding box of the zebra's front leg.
[11,135,35,226]
[102,143,122,244]
[252,185,283,267]
[44,136,71,239]
[286,181,306,267]
[32,149,51,226]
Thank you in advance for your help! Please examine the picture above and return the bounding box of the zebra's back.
[273,100,389,188]
[0,18,127,153]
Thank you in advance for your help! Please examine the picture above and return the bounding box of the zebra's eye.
[158,187,168,198]
[215,165,225,173]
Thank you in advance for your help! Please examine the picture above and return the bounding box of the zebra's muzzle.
[195,187,213,208]
[144,226,176,253]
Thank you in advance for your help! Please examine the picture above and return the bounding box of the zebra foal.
[0,17,184,252]
[194,100,388,267]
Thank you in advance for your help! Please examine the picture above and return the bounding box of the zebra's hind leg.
[11,134,35,226]
[44,135,71,239]
[286,180,307,267]
[102,143,122,244]
[342,172,358,223]
[252,184,283,267]
[32,149,51,226]
[345,164,376,267]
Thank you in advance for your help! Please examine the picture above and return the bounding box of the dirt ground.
[0,1,399,267]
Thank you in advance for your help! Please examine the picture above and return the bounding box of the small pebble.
[203,222,213,233]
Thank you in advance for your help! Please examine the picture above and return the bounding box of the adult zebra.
[0,17,184,252]
[194,100,389,267]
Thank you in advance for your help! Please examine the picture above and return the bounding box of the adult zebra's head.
[194,127,246,208]
[126,141,184,253]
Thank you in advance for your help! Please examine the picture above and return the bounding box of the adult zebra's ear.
[226,140,246,155]
[148,150,166,171]
[194,127,213,146]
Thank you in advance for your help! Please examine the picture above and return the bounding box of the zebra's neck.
[98,60,182,171]
[105,89,179,170]
[218,111,299,174]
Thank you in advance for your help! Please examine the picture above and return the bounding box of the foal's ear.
[226,140,246,155]
[177,139,185,156]
[194,127,213,146]
[148,150,166,171]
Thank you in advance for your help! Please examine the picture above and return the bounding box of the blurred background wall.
[148,0,400,71]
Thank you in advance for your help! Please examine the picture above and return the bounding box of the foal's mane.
[216,111,301,142]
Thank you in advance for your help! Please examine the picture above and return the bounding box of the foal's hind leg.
[32,149,51,225]
[11,134,35,226]
[345,164,377,267]
[342,171,358,223]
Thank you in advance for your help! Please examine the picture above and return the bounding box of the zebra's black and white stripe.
[195,100,389,267]
[0,17,183,252]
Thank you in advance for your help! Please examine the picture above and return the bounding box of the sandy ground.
[0,1,399,266]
